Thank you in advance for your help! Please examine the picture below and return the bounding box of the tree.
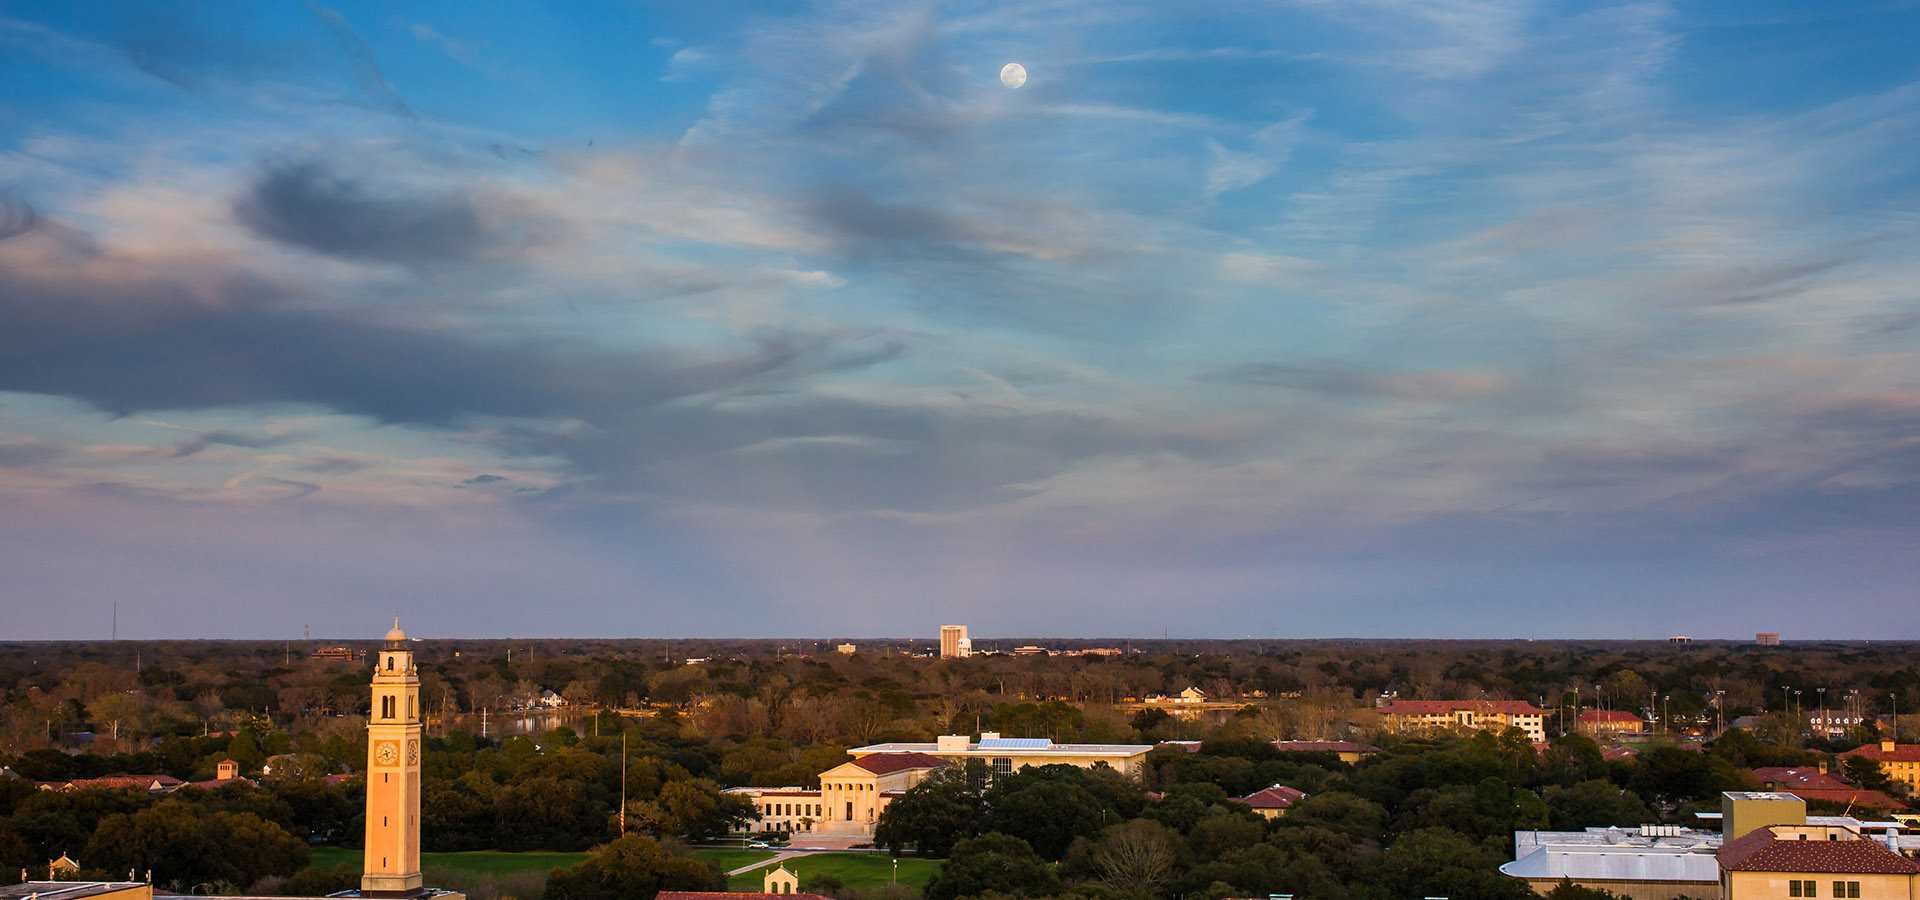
[1842,757,1897,794]
[544,834,724,900]
[82,799,307,892]
[1630,747,1745,804]
[875,765,987,857]
[626,778,755,843]
[1089,819,1179,895]
[987,779,1109,860]
[1377,827,1535,900]
[923,833,1060,900]
[1546,879,1624,899]
[494,775,607,850]
[1544,780,1652,829]
[1275,791,1386,841]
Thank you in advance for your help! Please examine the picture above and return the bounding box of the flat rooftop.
[1723,791,1803,802]
[2,885,146,900]
[851,740,1153,756]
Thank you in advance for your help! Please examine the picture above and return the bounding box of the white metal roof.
[851,740,1153,756]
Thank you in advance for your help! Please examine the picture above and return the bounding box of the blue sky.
[3,1,1918,640]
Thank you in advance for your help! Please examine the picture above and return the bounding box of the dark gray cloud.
[234,161,499,264]
[805,185,985,247]
[0,222,905,425]
[461,473,507,485]
[299,456,372,475]
[0,196,38,241]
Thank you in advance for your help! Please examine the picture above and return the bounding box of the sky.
[2,1,1919,641]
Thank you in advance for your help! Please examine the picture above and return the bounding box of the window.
[1791,880,1803,897]
[386,655,394,671]
[992,757,1013,776]
[407,696,414,718]
[1835,881,1858,898]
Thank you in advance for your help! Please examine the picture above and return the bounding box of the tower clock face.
[375,741,399,765]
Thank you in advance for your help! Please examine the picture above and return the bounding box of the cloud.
[661,46,711,82]
[0,440,65,468]
[409,23,481,68]
[0,218,906,425]
[0,195,41,241]
[172,429,300,458]
[461,473,508,485]
[305,3,413,118]
[1206,140,1274,199]
[233,161,504,264]
[1199,361,1510,403]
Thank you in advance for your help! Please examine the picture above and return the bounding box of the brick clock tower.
[362,619,424,897]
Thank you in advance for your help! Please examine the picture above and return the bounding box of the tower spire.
[363,619,423,896]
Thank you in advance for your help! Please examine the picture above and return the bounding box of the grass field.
[302,847,916,894]
[688,848,779,872]
[726,853,941,892]
[307,847,588,877]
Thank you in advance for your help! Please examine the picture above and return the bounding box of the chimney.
[979,731,1001,741]
[1882,739,1897,753]
[1817,760,1828,776]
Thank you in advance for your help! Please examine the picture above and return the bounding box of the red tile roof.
[1752,767,1851,790]
[1238,784,1306,809]
[660,894,832,900]
[1381,699,1544,716]
[1842,742,1920,763]
[1784,789,1907,810]
[184,776,255,790]
[1579,710,1644,723]
[1717,829,1920,874]
[1601,745,1640,761]
[1271,740,1381,754]
[40,774,183,792]
[850,752,948,775]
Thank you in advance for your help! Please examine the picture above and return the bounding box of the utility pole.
[112,601,118,641]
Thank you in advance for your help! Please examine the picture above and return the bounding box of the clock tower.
[363,618,423,897]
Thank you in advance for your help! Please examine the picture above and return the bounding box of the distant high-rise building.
[939,624,970,659]
[1669,635,1693,645]
[836,643,857,655]
[1756,632,1782,646]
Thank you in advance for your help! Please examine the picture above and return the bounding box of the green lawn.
[688,848,778,872]
[307,847,588,877]
[726,853,940,892]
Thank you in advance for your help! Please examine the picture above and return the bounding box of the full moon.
[999,62,1028,89]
